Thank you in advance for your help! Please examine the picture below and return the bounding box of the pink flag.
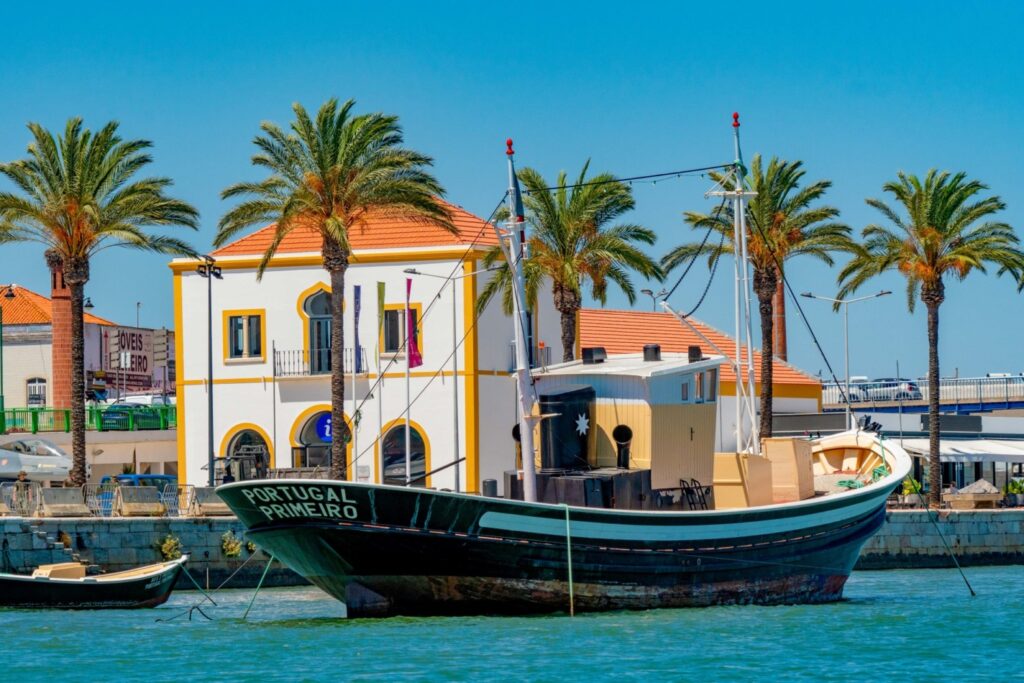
[406,278,423,369]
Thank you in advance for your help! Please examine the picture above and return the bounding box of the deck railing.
[1,405,177,435]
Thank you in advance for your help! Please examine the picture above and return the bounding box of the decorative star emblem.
[575,413,590,436]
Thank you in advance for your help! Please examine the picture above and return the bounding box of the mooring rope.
[157,551,261,623]
[242,554,276,620]
[563,504,575,617]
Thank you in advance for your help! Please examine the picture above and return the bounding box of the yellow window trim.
[288,404,353,476]
[222,308,267,362]
[379,302,424,357]
[298,281,329,362]
[377,418,432,488]
[219,422,276,469]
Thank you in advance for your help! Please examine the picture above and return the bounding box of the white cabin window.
[695,373,704,402]
[680,382,689,402]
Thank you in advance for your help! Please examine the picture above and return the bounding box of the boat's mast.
[502,139,539,502]
[732,114,760,454]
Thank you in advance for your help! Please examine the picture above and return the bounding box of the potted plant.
[901,478,923,506]
[1003,479,1024,506]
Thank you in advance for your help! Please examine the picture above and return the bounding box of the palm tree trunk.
[66,269,88,486]
[754,269,776,441]
[772,272,787,361]
[552,283,579,363]
[926,299,942,507]
[324,238,349,481]
[559,308,576,363]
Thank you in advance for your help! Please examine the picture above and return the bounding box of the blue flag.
[353,284,362,374]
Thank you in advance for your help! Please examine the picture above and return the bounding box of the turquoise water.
[5,567,1020,682]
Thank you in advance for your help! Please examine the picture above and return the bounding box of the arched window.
[26,378,46,407]
[303,290,332,316]
[304,290,332,374]
[381,425,426,486]
[296,411,350,473]
[225,429,270,482]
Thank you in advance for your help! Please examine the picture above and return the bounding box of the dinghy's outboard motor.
[858,414,882,433]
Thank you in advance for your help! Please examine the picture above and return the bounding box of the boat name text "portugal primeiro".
[241,485,359,521]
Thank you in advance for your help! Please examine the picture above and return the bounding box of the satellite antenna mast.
[497,138,540,502]
[707,113,759,453]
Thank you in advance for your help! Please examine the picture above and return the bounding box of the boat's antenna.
[497,138,539,502]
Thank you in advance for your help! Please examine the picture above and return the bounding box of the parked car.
[122,394,175,406]
[865,377,923,401]
[98,402,165,431]
[100,474,178,488]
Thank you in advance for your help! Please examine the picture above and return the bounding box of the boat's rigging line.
[345,162,730,480]
[742,195,853,411]
[524,163,733,194]
[343,192,508,441]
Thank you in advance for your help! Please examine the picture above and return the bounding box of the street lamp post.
[640,288,668,312]
[404,266,498,492]
[197,256,222,486]
[0,286,15,433]
[801,290,891,429]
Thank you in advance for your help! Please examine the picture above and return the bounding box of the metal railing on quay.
[274,347,368,377]
[823,375,1024,408]
[0,482,42,516]
[0,405,177,435]
[508,341,553,372]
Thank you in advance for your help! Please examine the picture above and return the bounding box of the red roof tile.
[578,308,820,386]
[212,198,499,257]
[1,284,115,326]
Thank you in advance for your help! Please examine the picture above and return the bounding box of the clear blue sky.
[2,2,1022,380]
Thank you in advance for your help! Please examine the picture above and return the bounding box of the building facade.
[172,202,564,489]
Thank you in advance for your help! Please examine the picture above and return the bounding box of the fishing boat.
[0,556,188,609]
[217,118,911,617]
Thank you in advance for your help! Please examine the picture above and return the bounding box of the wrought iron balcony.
[274,347,368,378]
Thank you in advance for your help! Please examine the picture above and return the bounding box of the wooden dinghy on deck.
[0,555,188,609]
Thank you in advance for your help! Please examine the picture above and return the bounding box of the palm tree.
[477,161,661,362]
[216,98,454,480]
[838,169,1024,506]
[0,118,199,485]
[663,155,852,440]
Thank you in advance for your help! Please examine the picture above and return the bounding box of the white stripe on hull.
[479,487,891,542]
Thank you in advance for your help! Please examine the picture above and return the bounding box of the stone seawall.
[857,509,1024,569]
[2,510,1021,591]
[0,517,305,589]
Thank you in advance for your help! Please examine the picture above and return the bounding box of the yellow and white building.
[171,201,564,490]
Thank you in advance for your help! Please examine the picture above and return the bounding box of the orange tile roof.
[578,308,820,386]
[212,198,499,257]
[1,284,115,326]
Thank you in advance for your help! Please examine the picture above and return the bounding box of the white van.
[122,394,175,406]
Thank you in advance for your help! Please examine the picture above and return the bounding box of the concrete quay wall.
[2,509,1021,591]
[0,517,305,589]
[857,509,1024,569]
